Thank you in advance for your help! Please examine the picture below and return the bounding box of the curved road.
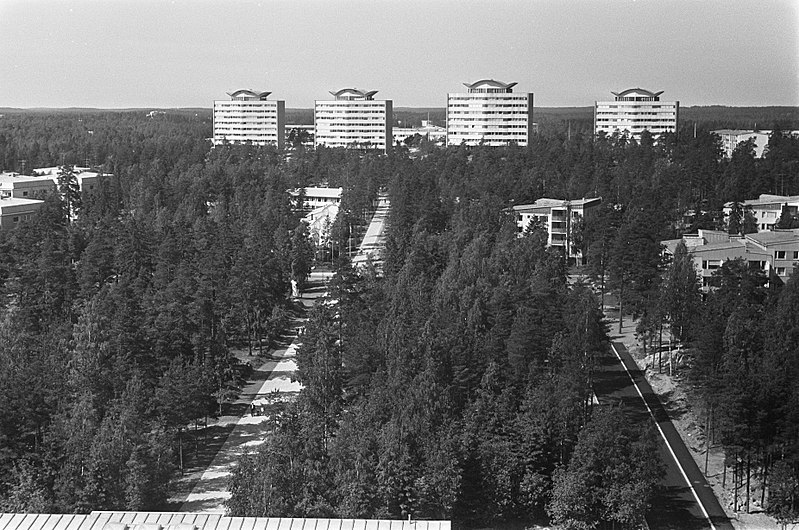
[593,342,733,530]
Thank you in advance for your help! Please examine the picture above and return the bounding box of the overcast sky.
[1,0,797,108]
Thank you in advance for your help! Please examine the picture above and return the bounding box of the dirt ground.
[609,310,789,530]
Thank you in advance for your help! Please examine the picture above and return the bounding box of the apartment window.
[22,191,28,197]
[12,216,19,223]
[777,267,786,276]
[793,251,798,260]
[776,251,786,259]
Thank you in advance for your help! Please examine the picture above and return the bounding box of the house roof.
[0,197,45,208]
[746,229,799,247]
[512,197,602,212]
[226,89,272,99]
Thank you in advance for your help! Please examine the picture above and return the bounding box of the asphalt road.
[592,341,733,530]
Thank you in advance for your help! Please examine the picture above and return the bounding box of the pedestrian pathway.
[173,198,390,514]
[172,279,326,513]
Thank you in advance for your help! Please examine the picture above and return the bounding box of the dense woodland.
[0,108,799,528]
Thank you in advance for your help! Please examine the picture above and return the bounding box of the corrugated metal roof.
[0,514,449,530]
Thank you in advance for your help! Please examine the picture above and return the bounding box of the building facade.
[723,194,799,232]
[513,197,602,264]
[0,173,56,198]
[712,129,771,158]
[288,187,343,211]
[314,89,392,152]
[446,80,534,146]
[664,229,799,288]
[0,197,44,229]
[594,88,679,141]
[213,90,286,147]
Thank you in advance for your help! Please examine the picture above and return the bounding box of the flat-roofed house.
[0,172,56,198]
[513,197,602,264]
[0,197,44,229]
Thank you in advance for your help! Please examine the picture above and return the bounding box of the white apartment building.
[663,229,799,288]
[723,194,799,232]
[0,172,56,198]
[314,89,392,152]
[288,187,343,210]
[513,197,602,264]
[447,80,534,146]
[594,88,679,141]
[0,197,44,229]
[712,129,771,158]
[213,90,286,147]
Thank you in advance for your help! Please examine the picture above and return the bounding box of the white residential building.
[663,229,799,288]
[288,187,343,210]
[32,166,103,193]
[712,129,771,158]
[513,197,602,264]
[723,194,799,232]
[0,172,56,198]
[594,88,679,140]
[314,89,392,152]
[213,89,286,147]
[447,80,534,146]
[0,197,44,229]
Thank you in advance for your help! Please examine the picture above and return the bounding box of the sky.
[0,0,797,109]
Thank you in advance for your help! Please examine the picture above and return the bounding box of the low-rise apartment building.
[32,166,103,193]
[512,197,602,264]
[723,194,799,232]
[0,197,44,229]
[712,129,771,158]
[288,187,343,211]
[0,173,56,198]
[663,228,799,288]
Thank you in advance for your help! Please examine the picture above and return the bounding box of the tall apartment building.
[314,89,392,152]
[594,88,679,141]
[446,80,534,146]
[213,90,285,147]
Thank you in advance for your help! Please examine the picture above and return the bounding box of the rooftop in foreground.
[0,513,450,530]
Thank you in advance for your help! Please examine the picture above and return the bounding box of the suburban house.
[723,194,799,232]
[512,197,602,265]
[662,228,799,288]
[288,187,343,211]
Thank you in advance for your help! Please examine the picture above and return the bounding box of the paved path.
[173,271,330,513]
[352,194,389,269]
[594,340,733,530]
[173,197,391,513]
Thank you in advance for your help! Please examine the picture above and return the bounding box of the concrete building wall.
[594,88,678,140]
[213,94,285,147]
[447,91,533,146]
[314,98,392,151]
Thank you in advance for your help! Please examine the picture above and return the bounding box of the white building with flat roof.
[32,166,103,193]
[447,80,534,147]
[712,129,771,158]
[513,197,602,264]
[0,197,44,229]
[314,89,392,152]
[213,89,286,147]
[288,187,343,211]
[594,88,679,140]
[0,172,56,199]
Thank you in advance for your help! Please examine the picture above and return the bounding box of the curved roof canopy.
[227,89,272,100]
[464,79,517,90]
[329,88,379,100]
[611,88,664,98]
